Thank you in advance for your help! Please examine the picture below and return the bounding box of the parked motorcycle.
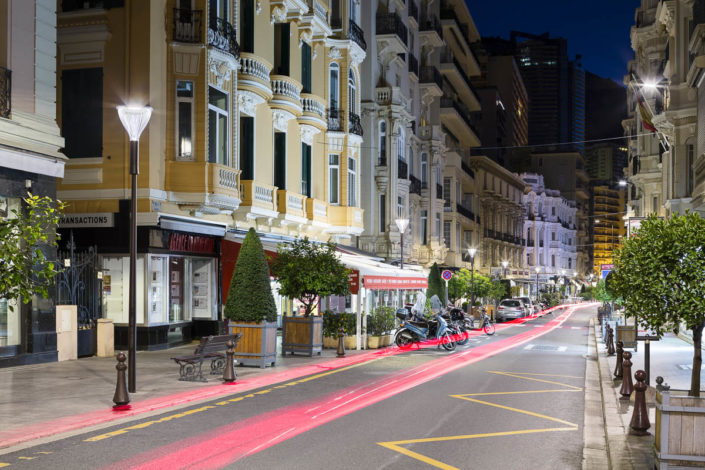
[394,294,456,351]
[442,307,470,345]
[463,306,496,336]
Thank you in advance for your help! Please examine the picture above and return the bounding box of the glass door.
[169,257,185,322]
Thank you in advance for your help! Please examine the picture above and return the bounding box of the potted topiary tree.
[271,238,350,356]
[426,263,444,302]
[611,213,705,468]
[224,228,278,368]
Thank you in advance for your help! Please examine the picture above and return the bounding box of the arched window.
[348,68,357,114]
[329,63,339,109]
[378,121,386,165]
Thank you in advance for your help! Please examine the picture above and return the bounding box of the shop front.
[60,205,226,351]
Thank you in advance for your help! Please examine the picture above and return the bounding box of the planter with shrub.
[322,311,357,349]
[366,306,395,349]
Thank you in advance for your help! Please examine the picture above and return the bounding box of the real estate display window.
[208,86,229,165]
[176,80,194,161]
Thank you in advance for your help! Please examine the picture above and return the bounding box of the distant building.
[591,186,626,277]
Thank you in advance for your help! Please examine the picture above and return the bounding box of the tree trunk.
[690,321,704,397]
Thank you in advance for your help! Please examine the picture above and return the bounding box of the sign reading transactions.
[363,276,428,290]
[58,213,114,228]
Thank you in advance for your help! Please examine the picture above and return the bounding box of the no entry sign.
[442,270,453,281]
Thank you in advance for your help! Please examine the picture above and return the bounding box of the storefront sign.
[59,213,114,228]
[348,270,360,295]
[169,233,216,254]
[363,276,428,290]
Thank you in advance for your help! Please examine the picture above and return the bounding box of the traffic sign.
[441,270,453,281]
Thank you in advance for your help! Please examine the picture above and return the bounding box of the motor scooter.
[394,294,456,351]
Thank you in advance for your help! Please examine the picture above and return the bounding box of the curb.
[582,317,610,469]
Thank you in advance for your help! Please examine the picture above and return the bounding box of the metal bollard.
[619,351,634,400]
[112,352,130,407]
[223,339,236,383]
[336,326,346,357]
[606,325,615,356]
[614,341,624,379]
[655,376,671,392]
[630,370,651,435]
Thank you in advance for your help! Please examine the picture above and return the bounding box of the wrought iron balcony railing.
[420,66,442,89]
[348,111,363,136]
[0,66,10,119]
[436,183,443,199]
[456,203,475,221]
[461,161,474,178]
[208,17,239,58]
[408,53,419,76]
[327,108,344,132]
[409,1,419,22]
[173,8,202,43]
[348,19,367,51]
[420,14,442,37]
[398,159,408,179]
[376,13,408,47]
[409,175,421,195]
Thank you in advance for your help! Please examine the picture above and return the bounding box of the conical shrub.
[224,228,277,323]
[426,262,444,303]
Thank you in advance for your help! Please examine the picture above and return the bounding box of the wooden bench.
[171,333,242,382]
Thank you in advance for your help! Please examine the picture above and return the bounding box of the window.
[274,132,286,189]
[552,206,555,216]
[464,230,472,248]
[380,194,386,233]
[348,157,356,206]
[443,178,451,206]
[349,0,359,25]
[687,143,695,196]
[652,195,659,213]
[409,148,414,175]
[527,253,531,265]
[378,121,387,165]
[301,143,311,197]
[348,69,357,114]
[240,0,254,53]
[436,213,441,244]
[421,210,428,244]
[61,68,103,158]
[301,42,312,93]
[274,23,290,75]
[456,224,460,251]
[397,128,405,161]
[329,63,340,109]
[568,258,572,269]
[421,153,428,185]
[551,254,555,267]
[239,116,254,179]
[176,80,194,160]
[397,196,404,218]
[209,0,227,22]
[329,154,340,204]
[443,221,451,248]
[551,232,555,241]
[208,86,228,165]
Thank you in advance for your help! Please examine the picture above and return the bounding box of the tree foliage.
[271,237,349,317]
[0,194,65,309]
[611,212,705,396]
[224,228,277,323]
[446,269,503,304]
[593,278,620,304]
[426,263,444,302]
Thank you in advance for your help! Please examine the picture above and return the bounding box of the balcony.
[461,161,474,179]
[327,108,344,132]
[440,98,480,147]
[306,198,329,225]
[439,53,480,112]
[299,93,327,129]
[409,1,419,24]
[277,189,307,223]
[375,86,411,108]
[300,0,333,43]
[348,19,367,51]
[419,14,443,47]
[270,75,303,116]
[173,8,202,43]
[409,175,421,195]
[166,161,240,212]
[398,159,408,179]
[238,52,273,100]
[0,66,10,118]
[436,183,443,199]
[419,66,443,98]
[328,206,364,235]
[349,111,363,136]
[456,203,476,222]
[238,180,278,218]
[376,13,408,55]
[408,53,419,79]
[208,17,239,58]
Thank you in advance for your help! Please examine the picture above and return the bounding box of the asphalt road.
[0,305,594,470]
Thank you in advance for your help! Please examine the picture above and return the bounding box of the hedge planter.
[654,391,705,469]
[323,335,356,350]
[230,321,277,368]
[282,316,323,356]
[367,334,392,349]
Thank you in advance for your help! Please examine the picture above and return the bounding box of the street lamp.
[467,247,477,315]
[117,104,152,394]
[501,260,508,278]
[534,266,541,302]
[395,218,409,269]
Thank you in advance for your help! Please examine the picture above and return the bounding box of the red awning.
[363,276,428,290]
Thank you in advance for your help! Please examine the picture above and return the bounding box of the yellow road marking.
[379,370,581,468]
[495,372,583,379]
[0,463,9,467]
[85,357,381,442]
[17,457,34,460]
[34,452,52,455]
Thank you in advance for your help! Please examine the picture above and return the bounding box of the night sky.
[466,0,641,85]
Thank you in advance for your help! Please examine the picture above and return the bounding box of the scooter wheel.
[395,330,415,349]
[484,321,496,336]
[441,332,456,351]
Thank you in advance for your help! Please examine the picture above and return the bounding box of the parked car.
[496,299,526,322]
[517,296,536,315]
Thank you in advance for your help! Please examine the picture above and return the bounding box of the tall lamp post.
[467,247,477,315]
[395,218,409,269]
[501,260,509,278]
[117,105,153,394]
[534,266,541,303]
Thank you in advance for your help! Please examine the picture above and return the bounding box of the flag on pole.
[635,88,657,133]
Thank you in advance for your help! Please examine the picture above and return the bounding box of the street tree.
[270,237,349,317]
[0,194,65,310]
[446,268,495,305]
[611,212,705,397]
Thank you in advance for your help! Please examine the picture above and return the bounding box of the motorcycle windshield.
[411,292,426,317]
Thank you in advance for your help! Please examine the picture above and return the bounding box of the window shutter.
[301,42,311,93]
[240,117,254,180]
[274,132,286,190]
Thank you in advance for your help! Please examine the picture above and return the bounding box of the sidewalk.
[586,308,705,469]
[0,336,372,450]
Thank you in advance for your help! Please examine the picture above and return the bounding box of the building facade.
[0,0,67,366]
[591,185,626,276]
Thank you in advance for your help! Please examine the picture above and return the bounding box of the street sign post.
[442,270,453,305]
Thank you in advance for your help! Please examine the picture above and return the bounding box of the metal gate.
[57,232,102,356]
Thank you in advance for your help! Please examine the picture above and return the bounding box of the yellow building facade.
[591,185,626,276]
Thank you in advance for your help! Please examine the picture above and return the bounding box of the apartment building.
[591,185,626,276]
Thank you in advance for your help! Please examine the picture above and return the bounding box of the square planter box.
[367,334,392,349]
[282,316,323,356]
[323,335,356,350]
[230,321,277,368]
[654,390,705,468]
